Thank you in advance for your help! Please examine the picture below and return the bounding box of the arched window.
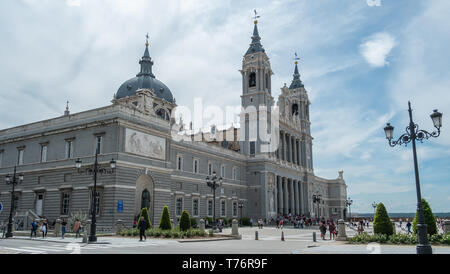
[141,189,150,210]
[156,108,170,120]
[265,74,269,89]
[249,72,256,87]
[292,103,299,116]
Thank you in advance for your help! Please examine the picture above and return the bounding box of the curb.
[7,237,111,244]
[178,235,241,243]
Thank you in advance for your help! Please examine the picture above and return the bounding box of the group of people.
[274,213,323,229]
[29,218,82,239]
[318,218,337,240]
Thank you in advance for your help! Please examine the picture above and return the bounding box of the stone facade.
[0,21,347,231]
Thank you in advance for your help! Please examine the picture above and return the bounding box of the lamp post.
[384,101,442,255]
[346,198,353,222]
[238,201,244,226]
[5,166,24,238]
[76,151,116,243]
[312,193,322,221]
[206,171,223,230]
[372,202,378,215]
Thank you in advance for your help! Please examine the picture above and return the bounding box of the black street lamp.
[76,151,116,243]
[5,166,24,238]
[384,101,442,255]
[238,201,244,226]
[372,202,378,215]
[206,171,222,230]
[346,197,353,222]
[312,193,322,221]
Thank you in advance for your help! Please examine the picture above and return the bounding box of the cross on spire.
[253,9,260,24]
[294,52,300,65]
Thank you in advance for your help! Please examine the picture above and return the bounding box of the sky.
[0,0,449,213]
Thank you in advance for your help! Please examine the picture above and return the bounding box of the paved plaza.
[1,224,449,254]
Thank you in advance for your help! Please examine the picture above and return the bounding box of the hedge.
[373,203,393,236]
[413,198,438,236]
[179,210,191,231]
[159,205,172,230]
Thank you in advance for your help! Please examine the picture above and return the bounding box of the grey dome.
[116,76,174,103]
[115,42,174,103]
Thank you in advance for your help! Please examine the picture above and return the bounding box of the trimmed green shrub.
[208,229,214,237]
[190,218,197,228]
[159,205,172,230]
[241,217,251,226]
[413,198,438,235]
[163,230,172,238]
[138,207,152,230]
[373,203,393,236]
[179,210,191,231]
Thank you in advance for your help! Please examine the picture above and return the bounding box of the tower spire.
[289,52,304,89]
[64,100,70,116]
[137,33,155,77]
[245,10,264,55]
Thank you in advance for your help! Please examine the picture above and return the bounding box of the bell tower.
[240,13,275,156]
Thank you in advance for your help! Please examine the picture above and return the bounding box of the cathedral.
[0,19,347,230]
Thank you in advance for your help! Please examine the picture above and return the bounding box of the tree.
[373,202,393,235]
[413,198,438,235]
[179,210,191,231]
[159,205,172,230]
[138,207,151,230]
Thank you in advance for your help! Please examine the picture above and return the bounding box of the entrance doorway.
[36,194,43,216]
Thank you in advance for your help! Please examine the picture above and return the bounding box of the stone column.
[292,137,296,164]
[336,219,347,241]
[231,219,239,236]
[283,178,288,215]
[299,181,303,214]
[274,176,278,215]
[199,219,205,232]
[294,180,299,215]
[278,176,283,214]
[293,138,297,165]
[287,134,292,162]
[115,219,123,235]
[54,219,61,237]
[289,179,294,214]
[282,131,286,161]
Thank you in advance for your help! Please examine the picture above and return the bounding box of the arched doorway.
[135,174,154,223]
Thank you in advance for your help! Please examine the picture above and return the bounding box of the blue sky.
[0,0,449,213]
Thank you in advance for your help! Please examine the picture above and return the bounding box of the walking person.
[73,220,82,238]
[61,219,67,239]
[329,220,336,240]
[138,216,147,241]
[406,220,412,235]
[320,222,327,240]
[30,220,37,238]
[40,221,47,238]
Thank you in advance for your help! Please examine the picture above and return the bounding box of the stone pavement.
[292,243,450,254]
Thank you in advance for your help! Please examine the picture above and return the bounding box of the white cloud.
[360,32,396,67]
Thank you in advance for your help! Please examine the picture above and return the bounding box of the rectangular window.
[193,159,199,174]
[232,167,237,180]
[95,136,102,154]
[0,150,3,167]
[250,141,256,156]
[221,165,225,178]
[176,197,183,216]
[221,200,226,217]
[177,155,183,171]
[208,162,212,176]
[233,201,238,217]
[65,140,73,159]
[17,148,24,165]
[61,193,70,216]
[40,145,48,163]
[193,199,199,217]
[207,199,213,216]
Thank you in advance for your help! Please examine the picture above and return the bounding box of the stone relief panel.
[125,128,166,160]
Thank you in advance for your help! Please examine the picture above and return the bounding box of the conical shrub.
[159,205,172,230]
[179,210,191,231]
[138,207,151,229]
[413,198,438,235]
[373,202,393,235]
